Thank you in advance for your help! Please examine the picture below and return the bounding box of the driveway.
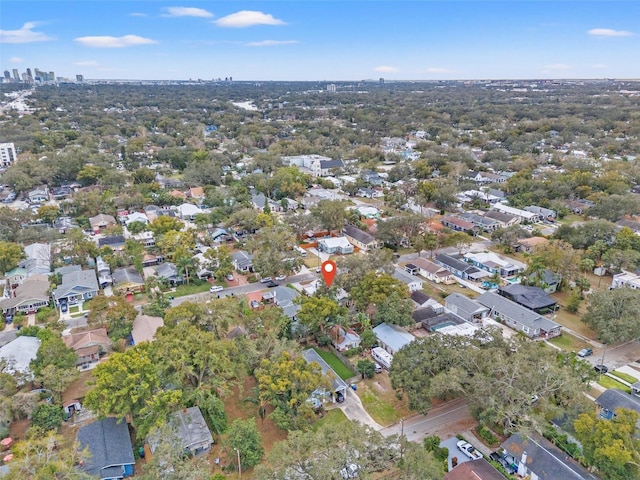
[330,388,383,431]
[440,436,472,471]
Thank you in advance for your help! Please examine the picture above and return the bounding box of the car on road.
[260,277,273,283]
[577,348,593,357]
[594,364,608,374]
[209,285,224,293]
[456,440,483,460]
[265,281,278,288]
[275,274,286,281]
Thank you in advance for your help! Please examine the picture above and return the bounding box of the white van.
[294,245,307,257]
[372,347,393,370]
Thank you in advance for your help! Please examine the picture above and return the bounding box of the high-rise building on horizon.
[76,74,84,83]
[12,69,19,80]
[3,71,10,80]
[26,68,32,79]
[0,143,18,168]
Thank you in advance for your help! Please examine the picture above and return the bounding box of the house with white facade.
[492,203,540,223]
[318,237,354,255]
[611,271,640,290]
[392,267,424,292]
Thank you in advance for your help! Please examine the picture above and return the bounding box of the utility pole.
[234,448,242,480]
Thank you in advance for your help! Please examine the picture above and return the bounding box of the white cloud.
[215,11,285,28]
[374,66,398,73]
[425,67,450,74]
[163,7,213,18]
[245,40,298,47]
[9,57,24,63]
[74,60,99,66]
[0,22,54,44]
[74,34,158,48]
[588,28,634,37]
[130,12,148,17]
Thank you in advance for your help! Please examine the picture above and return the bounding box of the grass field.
[312,408,349,431]
[598,375,632,393]
[358,383,403,426]
[172,281,212,297]
[547,332,591,353]
[610,371,638,384]
[312,347,354,381]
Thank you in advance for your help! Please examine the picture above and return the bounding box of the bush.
[36,307,56,323]
[476,425,500,446]
[544,427,582,460]
[343,346,362,357]
[31,403,64,431]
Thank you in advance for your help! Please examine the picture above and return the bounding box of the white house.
[318,237,354,255]
[492,203,540,223]
[392,267,424,292]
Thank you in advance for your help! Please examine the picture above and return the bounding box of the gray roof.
[53,269,99,300]
[77,418,134,479]
[302,349,348,392]
[498,284,557,310]
[98,235,126,248]
[410,290,432,306]
[0,336,40,376]
[459,212,499,227]
[320,158,344,169]
[436,253,479,275]
[112,267,144,286]
[595,389,640,415]
[445,293,489,320]
[155,262,179,280]
[476,292,560,332]
[343,224,375,245]
[54,264,82,276]
[393,267,423,286]
[149,406,213,453]
[232,250,253,268]
[0,274,49,309]
[372,322,415,354]
[501,433,598,480]
[483,210,518,224]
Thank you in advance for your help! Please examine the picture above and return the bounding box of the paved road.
[169,271,317,306]
[379,397,476,443]
[583,340,640,370]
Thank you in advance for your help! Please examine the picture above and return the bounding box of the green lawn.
[547,333,591,353]
[598,376,632,393]
[358,384,402,426]
[312,347,354,381]
[312,408,349,431]
[172,281,212,297]
[69,305,80,314]
[610,371,638,384]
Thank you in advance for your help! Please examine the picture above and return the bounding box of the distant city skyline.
[2,1,639,81]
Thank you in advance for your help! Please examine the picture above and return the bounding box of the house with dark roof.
[112,267,145,294]
[483,210,520,228]
[148,406,213,457]
[441,216,477,234]
[98,235,126,252]
[77,417,135,479]
[527,269,563,294]
[498,284,557,314]
[501,432,598,480]
[52,269,99,307]
[232,250,254,273]
[459,212,500,232]
[410,290,444,311]
[343,224,379,252]
[595,389,640,425]
[445,293,489,323]
[155,262,182,285]
[477,292,561,339]
[525,205,557,221]
[435,253,482,280]
[444,458,506,480]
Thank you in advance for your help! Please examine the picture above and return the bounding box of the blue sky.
[1,1,639,81]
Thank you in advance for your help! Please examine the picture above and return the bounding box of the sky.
[1,1,639,81]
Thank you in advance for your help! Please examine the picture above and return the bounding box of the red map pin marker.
[321,260,337,287]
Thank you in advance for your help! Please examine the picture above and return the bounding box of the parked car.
[60,300,68,313]
[260,277,273,283]
[226,273,234,281]
[489,452,516,475]
[275,274,286,281]
[577,348,593,357]
[266,281,278,288]
[335,391,345,403]
[374,363,383,374]
[594,364,608,374]
[456,440,483,460]
[209,285,224,293]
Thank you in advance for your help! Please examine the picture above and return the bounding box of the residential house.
[95,256,112,288]
[50,186,72,200]
[0,274,50,318]
[123,211,149,226]
[343,224,379,252]
[501,432,598,480]
[361,170,384,186]
[21,243,51,276]
[77,417,135,480]
[283,198,299,210]
[469,171,508,185]
[457,189,503,205]
[498,284,557,314]
[112,267,145,294]
[169,189,187,200]
[143,205,176,222]
[188,187,205,202]
[52,268,99,307]
[611,270,640,290]
[53,216,77,233]
[527,269,562,294]
[525,205,557,222]
[251,192,281,213]
[89,214,117,233]
[392,267,424,292]
[464,251,525,278]
[435,253,483,281]
[476,291,561,339]
[149,406,213,457]
[318,237,354,255]
[129,230,155,248]
[27,186,49,203]
[155,262,182,285]
[269,285,300,320]
[483,210,520,228]
[595,389,640,425]
[444,459,506,480]
[441,216,478,234]
[176,203,203,221]
[356,206,381,218]
[563,198,594,214]
[282,154,344,177]
[419,310,480,337]
[514,237,548,254]
[232,250,254,273]
[372,322,415,355]
[209,227,232,243]
[3,266,27,291]
[131,314,164,344]
[329,325,361,352]
[492,203,540,223]
[0,336,40,379]
[445,293,489,323]
[302,348,349,403]
[616,217,640,235]
[458,212,500,232]
[410,291,444,312]
[63,327,110,369]
[98,235,126,252]
[356,187,383,199]
[410,257,455,284]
